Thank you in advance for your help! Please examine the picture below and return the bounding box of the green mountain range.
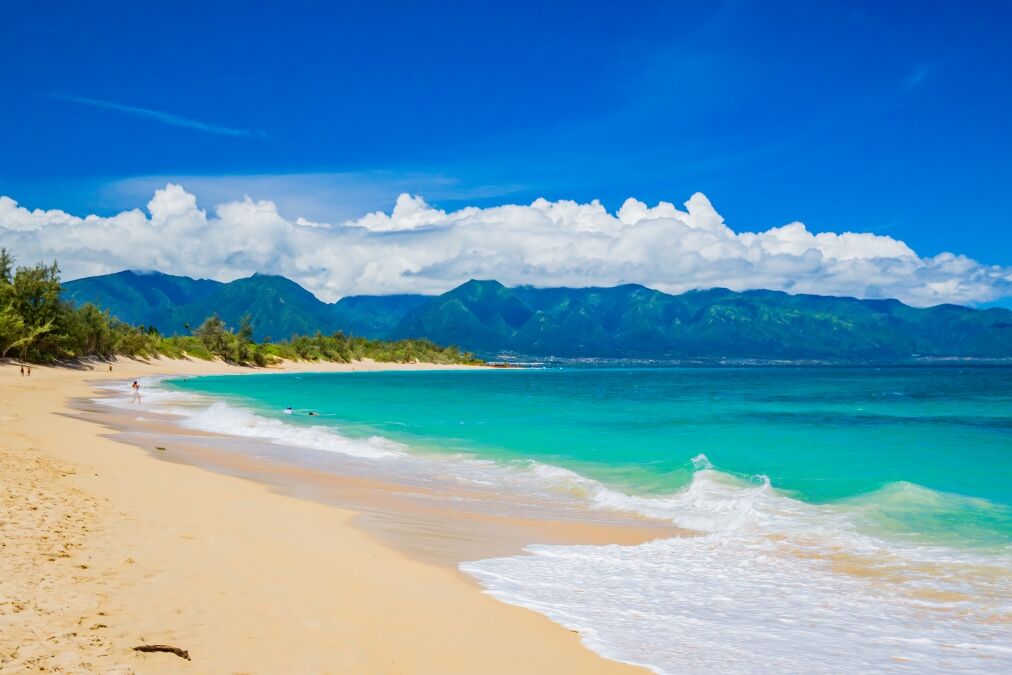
[63,271,1012,361]
[62,270,411,341]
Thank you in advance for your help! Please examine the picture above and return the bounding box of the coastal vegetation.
[0,250,479,365]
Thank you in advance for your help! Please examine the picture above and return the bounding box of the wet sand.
[1,357,661,673]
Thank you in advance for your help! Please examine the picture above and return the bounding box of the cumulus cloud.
[1,184,1009,307]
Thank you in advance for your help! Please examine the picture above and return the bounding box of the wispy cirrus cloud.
[906,63,934,88]
[49,94,268,139]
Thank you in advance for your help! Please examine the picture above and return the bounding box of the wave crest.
[178,401,406,459]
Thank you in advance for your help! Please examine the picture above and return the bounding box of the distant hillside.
[62,270,223,330]
[63,271,1012,360]
[62,271,430,341]
[331,294,431,338]
[179,273,345,341]
[390,279,1012,360]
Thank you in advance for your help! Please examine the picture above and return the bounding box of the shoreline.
[1,356,650,673]
[74,375,679,569]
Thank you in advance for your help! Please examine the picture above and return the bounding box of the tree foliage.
[0,249,480,366]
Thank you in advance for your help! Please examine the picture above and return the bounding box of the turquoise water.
[170,366,1012,547]
[158,366,1012,672]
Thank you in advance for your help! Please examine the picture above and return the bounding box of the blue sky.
[1,1,1010,302]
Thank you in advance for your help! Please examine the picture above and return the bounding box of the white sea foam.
[96,380,1012,673]
[95,378,405,460]
[176,401,406,459]
[92,376,201,410]
[463,470,1012,674]
[690,452,712,470]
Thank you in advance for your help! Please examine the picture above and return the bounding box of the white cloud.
[101,171,527,224]
[1,184,1009,307]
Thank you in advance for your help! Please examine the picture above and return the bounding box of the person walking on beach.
[20,365,24,376]
[26,366,30,376]
[131,380,141,404]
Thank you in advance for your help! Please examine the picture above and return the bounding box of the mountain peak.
[459,279,507,289]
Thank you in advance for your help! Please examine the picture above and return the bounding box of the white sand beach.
[0,357,649,674]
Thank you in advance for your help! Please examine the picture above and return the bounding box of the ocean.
[150,366,1009,673]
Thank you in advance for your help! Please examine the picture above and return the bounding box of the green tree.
[0,248,14,284]
[0,304,28,357]
[2,257,61,360]
[194,314,229,354]
[237,313,254,362]
[73,303,115,356]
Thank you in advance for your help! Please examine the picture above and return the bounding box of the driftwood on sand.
[132,644,191,660]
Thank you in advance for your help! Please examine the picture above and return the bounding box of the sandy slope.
[0,357,640,674]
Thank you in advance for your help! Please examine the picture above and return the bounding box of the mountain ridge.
[62,271,1012,361]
